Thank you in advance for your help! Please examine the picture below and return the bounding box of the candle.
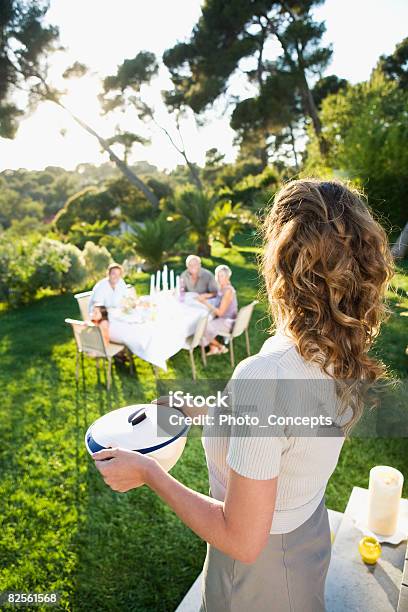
[367,465,403,536]
[170,269,175,291]
[162,265,168,290]
[156,270,161,292]
[175,275,180,297]
[150,274,155,296]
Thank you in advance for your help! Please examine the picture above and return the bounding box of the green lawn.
[0,246,407,612]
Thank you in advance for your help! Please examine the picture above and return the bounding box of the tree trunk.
[288,124,299,170]
[55,102,160,208]
[183,154,203,191]
[197,239,211,257]
[296,49,328,157]
[391,221,408,258]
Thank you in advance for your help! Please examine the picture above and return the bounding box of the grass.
[0,245,407,611]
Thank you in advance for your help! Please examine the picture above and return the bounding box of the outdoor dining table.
[108,291,210,370]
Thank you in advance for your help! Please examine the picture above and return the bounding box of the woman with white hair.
[197,264,238,355]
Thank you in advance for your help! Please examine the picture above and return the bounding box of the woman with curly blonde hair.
[92,179,394,612]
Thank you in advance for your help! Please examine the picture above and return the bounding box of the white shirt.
[88,277,128,315]
[202,332,348,534]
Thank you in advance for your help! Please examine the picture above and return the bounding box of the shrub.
[130,215,186,269]
[0,238,37,306]
[83,241,112,283]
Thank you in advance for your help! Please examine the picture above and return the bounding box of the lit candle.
[150,274,155,296]
[367,465,403,536]
[156,270,161,292]
[170,269,175,291]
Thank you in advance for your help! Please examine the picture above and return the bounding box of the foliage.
[0,180,44,228]
[378,36,408,90]
[163,0,331,162]
[0,236,89,306]
[130,215,186,269]
[312,74,348,109]
[0,0,59,138]
[105,177,157,222]
[304,70,408,228]
[67,220,110,249]
[0,237,37,306]
[210,201,257,248]
[98,233,136,263]
[54,187,116,234]
[228,166,279,208]
[1,167,82,219]
[82,241,112,283]
[172,187,217,257]
[31,239,87,292]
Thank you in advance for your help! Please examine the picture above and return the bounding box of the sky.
[0,0,407,172]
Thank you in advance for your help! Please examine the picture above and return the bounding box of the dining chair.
[65,318,125,390]
[74,291,92,320]
[184,315,209,380]
[220,300,259,368]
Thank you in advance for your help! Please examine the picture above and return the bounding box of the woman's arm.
[213,288,233,317]
[93,448,277,564]
[198,288,232,317]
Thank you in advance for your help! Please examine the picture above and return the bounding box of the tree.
[312,74,348,109]
[305,71,408,230]
[378,37,408,90]
[0,0,58,138]
[100,52,203,190]
[54,187,116,234]
[0,181,44,228]
[0,4,159,208]
[163,0,331,157]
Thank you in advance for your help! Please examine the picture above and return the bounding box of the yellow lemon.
[358,536,382,565]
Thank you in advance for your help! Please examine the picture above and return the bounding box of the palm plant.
[172,187,217,256]
[130,214,186,269]
[210,201,257,248]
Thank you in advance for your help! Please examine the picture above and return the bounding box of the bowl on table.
[85,403,189,472]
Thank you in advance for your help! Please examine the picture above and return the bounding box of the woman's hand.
[195,294,207,304]
[92,447,156,493]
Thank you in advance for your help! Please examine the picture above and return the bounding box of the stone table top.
[325,486,408,612]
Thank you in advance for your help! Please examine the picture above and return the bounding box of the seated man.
[88,263,128,315]
[180,255,217,298]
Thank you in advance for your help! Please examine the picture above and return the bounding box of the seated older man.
[88,263,128,315]
[180,255,217,298]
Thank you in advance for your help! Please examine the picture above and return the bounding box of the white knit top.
[201,331,347,534]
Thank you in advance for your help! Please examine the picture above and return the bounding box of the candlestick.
[367,465,403,536]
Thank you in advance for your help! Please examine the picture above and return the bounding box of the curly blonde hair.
[261,179,394,433]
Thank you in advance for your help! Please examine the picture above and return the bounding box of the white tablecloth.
[108,292,209,370]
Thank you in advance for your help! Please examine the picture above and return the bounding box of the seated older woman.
[196,264,238,355]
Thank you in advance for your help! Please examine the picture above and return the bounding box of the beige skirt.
[199,496,331,612]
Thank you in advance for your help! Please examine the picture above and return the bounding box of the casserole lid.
[85,403,188,454]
